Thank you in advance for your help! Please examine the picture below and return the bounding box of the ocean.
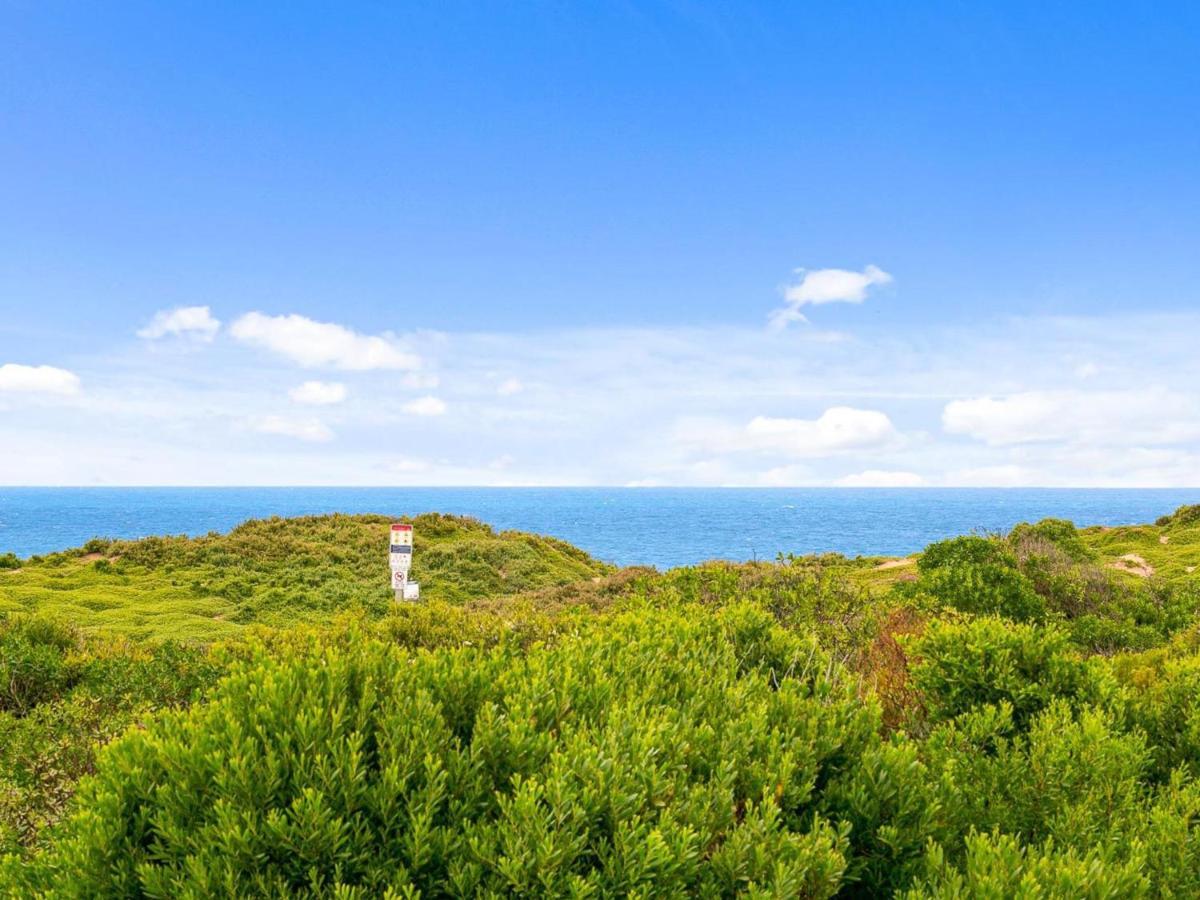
[1,487,1196,569]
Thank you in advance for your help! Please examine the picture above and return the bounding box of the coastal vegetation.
[0,513,607,641]
[2,506,1200,895]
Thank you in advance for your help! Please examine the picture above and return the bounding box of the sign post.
[389,523,419,601]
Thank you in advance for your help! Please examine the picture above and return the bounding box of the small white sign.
[389,523,418,599]
[390,523,413,572]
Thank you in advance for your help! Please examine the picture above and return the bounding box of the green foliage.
[0,617,222,854]
[2,509,1199,894]
[0,514,610,641]
[907,617,1113,731]
[624,558,885,660]
[821,738,944,896]
[917,536,1046,622]
[16,608,876,896]
[913,522,1200,654]
[1009,518,1096,563]
[0,616,81,715]
[0,555,19,571]
[1156,504,1200,529]
[904,831,1148,899]
[923,702,1150,850]
[1122,648,1200,781]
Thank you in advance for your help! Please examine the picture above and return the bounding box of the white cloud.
[743,407,898,455]
[289,380,347,405]
[230,312,420,370]
[0,363,81,395]
[251,415,334,442]
[402,395,446,417]
[497,377,524,396]
[942,389,1200,446]
[836,469,926,487]
[675,407,898,461]
[769,264,893,329]
[137,306,220,341]
[5,308,1200,488]
[1074,361,1100,379]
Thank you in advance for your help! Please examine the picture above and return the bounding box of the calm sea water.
[1,488,1196,569]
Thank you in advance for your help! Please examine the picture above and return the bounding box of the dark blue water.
[1,488,1196,568]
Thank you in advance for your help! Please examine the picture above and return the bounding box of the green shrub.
[1124,651,1200,781]
[1008,521,1113,621]
[1156,504,1200,528]
[0,696,136,854]
[920,702,1152,870]
[630,559,883,659]
[904,830,1148,898]
[0,624,222,854]
[1009,518,1095,563]
[917,537,1046,622]
[821,738,944,896]
[14,608,878,896]
[906,617,1112,731]
[0,617,82,715]
[0,554,20,571]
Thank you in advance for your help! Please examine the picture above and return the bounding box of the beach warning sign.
[389,523,413,572]
[389,523,419,601]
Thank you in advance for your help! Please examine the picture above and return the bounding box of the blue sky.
[2,2,1199,486]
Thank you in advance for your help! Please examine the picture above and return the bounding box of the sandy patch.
[1160,535,1170,545]
[1108,554,1155,578]
[875,558,916,571]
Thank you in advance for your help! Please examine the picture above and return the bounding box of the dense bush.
[1157,504,1200,529]
[903,830,1148,898]
[0,617,81,715]
[0,617,221,855]
[916,537,1046,622]
[9,608,880,896]
[627,559,884,660]
[2,510,1199,893]
[907,617,1113,731]
[1123,649,1200,781]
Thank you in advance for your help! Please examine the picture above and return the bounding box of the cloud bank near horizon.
[2,294,1199,488]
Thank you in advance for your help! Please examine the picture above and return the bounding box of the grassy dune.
[0,513,609,641]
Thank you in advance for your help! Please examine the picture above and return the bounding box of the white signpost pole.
[389,523,419,601]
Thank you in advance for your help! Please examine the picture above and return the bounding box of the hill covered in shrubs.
[0,513,609,641]
[2,505,1200,895]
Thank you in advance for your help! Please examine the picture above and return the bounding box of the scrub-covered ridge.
[2,505,1200,896]
[0,513,608,641]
